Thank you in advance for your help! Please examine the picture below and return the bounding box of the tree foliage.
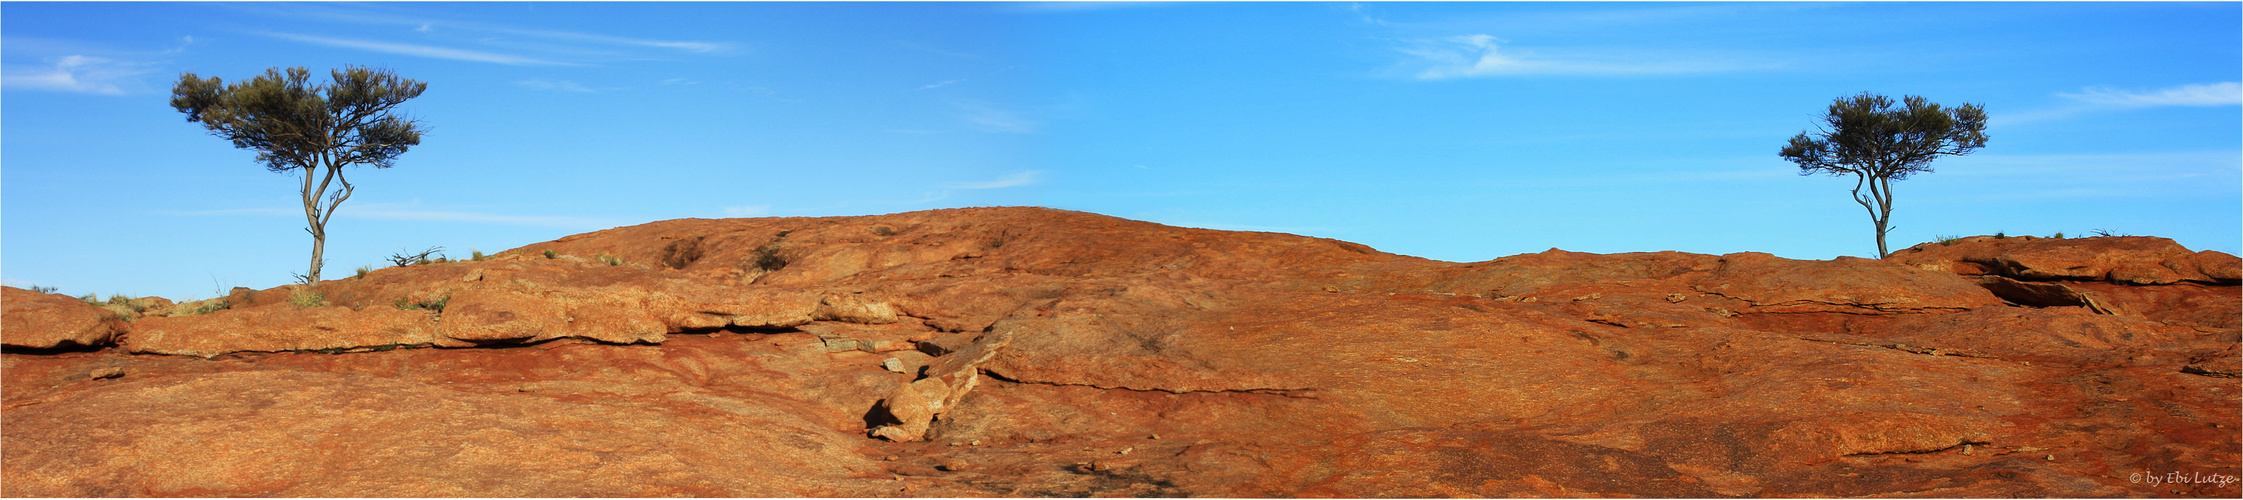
[171,66,428,283]
[1780,92,1986,258]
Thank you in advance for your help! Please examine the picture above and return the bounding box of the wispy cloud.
[955,101,1039,133]
[481,25,725,54]
[1,35,180,94]
[1004,2,1173,14]
[231,3,729,63]
[1998,82,2243,127]
[2057,82,2241,107]
[723,205,771,217]
[0,55,151,94]
[161,205,619,229]
[264,32,564,66]
[516,79,601,93]
[348,208,617,228]
[1393,34,1755,79]
[920,79,966,90]
[947,171,1043,190]
[1921,151,2241,201]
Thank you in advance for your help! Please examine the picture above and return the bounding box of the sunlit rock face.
[4,207,2236,497]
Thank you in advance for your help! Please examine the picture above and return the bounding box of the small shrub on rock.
[288,288,326,308]
[387,247,446,267]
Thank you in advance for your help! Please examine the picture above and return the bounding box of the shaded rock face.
[4,207,2238,497]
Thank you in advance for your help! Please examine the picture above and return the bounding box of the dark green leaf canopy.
[1780,93,1987,181]
[169,66,427,174]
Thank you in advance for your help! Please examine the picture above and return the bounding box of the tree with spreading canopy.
[171,66,428,284]
[1780,92,1987,258]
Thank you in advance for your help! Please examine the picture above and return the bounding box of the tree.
[171,66,428,284]
[1779,92,1986,258]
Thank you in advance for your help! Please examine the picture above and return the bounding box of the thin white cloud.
[1998,82,2243,127]
[2057,82,2241,107]
[947,171,1043,190]
[1005,2,1173,14]
[723,205,771,217]
[516,79,600,93]
[228,3,729,58]
[1393,34,1755,79]
[159,207,298,217]
[1,55,154,94]
[160,205,617,229]
[347,209,616,229]
[265,32,565,66]
[486,26,725,54]
[955,101,1038,133]
[920,79,966,90]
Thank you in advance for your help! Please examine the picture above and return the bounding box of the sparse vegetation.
[1933,235,1962,246]
[871,225,896,236]
[596,253,623,266]
[289,287,327,308]
[544,249,558,259]
[2091,228,2128,237]
[355,264,376,279]
[393,294,449,313]
[751,245,788,272]
[659,237,705,269]
[179,299,231,316]
[2051,232,2064,239]
[29,285,58,294]
[388,246,446,267]
[471,249,487,261]
[1994,232,2008,239]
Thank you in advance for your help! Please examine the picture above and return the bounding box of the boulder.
[1,287,124,350]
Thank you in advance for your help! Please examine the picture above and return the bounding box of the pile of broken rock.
[3,207,2236,497]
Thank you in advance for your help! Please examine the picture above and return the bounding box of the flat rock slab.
[4,208,2237,497]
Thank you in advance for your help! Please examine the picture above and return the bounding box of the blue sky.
[5,2,2239,300]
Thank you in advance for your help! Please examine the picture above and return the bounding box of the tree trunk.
[1872,217,1890,259]
[1871,174,1895,259]
[307,230,325,284]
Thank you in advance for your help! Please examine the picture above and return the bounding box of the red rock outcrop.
[5,207,2237,497]
[1,287,124,350]
[1890,234,2240,285]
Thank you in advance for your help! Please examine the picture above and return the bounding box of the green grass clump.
[289,288,327,308]
[183,300,231,316]
[596,254,622,266]
[543,249,558,259]
[471,249,487,261]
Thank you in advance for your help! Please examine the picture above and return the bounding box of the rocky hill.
[4,207,2237,497]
